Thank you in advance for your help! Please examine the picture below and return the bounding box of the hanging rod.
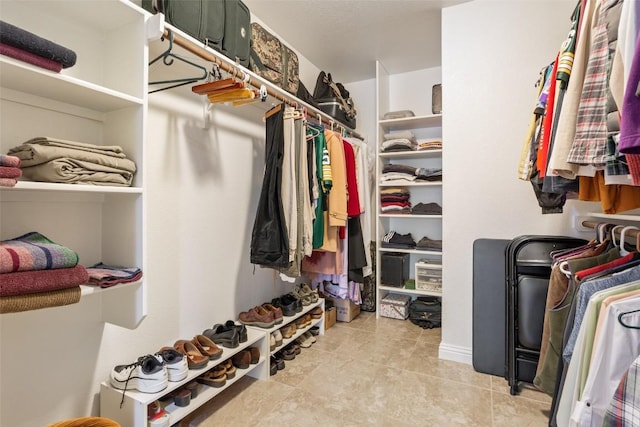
[582,220,640,240]
[158,28,365,141]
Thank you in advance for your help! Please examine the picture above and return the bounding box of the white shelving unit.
[100,327,268,427]
[0,0,147,329]
[264,298,325,356]
[374,61,443,317]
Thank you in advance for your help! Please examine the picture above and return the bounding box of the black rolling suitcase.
[505,235,587,395]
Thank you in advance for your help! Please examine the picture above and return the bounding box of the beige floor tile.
[492,391,551,427]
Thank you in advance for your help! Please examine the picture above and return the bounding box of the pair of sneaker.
[110,348,189,396]
[291,283,319,306]
[295,331,316,348]
[270,329,283,351]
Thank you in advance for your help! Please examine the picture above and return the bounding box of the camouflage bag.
[249,22,299,94]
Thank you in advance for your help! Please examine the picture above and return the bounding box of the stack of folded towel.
[381,163,443,183]
[417,139,443,151]
[86,263,143,289]
[0,154,22,187]
[380,187,411,214]
[8,137,136,186]
[0,20,77,72]
[0,232,88,313]
[380,130,418,152]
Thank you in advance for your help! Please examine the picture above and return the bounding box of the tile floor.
[181,311,551,427]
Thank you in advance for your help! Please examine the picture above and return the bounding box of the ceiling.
[242,0,469,84]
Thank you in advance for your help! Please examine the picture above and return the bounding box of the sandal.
[174,340,209,370]
[299,283,319,303]
[192,335,223,360]
[197,367,226,388]
[223,359,237,379]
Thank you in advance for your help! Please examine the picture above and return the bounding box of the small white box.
[415,261,442,293]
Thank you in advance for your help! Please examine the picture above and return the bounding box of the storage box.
[381,252,410,287]
[324,306,337,330]
[380,293,412,320]
[325,296,360,322]
[415,261,442,293]
[432,84,442,114]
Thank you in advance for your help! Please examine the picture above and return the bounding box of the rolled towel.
[0,42,62,72]
[0,154,21,167]
[0,177,17,187]
[0,20,76,68]
[0,166,22,178]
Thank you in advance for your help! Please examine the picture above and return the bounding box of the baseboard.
[438,342,472,365]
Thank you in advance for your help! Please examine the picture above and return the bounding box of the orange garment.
[324,130,347,228]
[538,56,560,178]
[578,171,640,213]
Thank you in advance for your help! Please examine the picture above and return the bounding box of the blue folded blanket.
[0,20,76,68]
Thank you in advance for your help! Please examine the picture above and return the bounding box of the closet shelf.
[379,114,442,131]
[379,181,442,187]
[379,149,442,159]
[379,214,442,219]
[0,57,144,112]
[1,181,143,194]
[585,212,640,223]
[379,247,443,256]
[379,285,442,298]
[147,20,365,140]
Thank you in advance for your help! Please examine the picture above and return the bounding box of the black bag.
[313,71,357,129]
[142,0,250,68]
[296,82,318,108]
[408,296,441,329]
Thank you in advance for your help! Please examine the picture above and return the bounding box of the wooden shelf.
[379,114,442,131]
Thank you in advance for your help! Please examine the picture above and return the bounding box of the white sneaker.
[155,348,188,382]
[273,329,283,347]
[110,354,168,394]
[270,333,276,351]
[296,334,312,348]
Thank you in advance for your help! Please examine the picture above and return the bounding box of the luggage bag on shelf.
[505,235,587,395]
[249,22,299,94]
[142,0,250,67]
[313,71,357,129]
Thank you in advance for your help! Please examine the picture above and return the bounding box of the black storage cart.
[505,235,587,395]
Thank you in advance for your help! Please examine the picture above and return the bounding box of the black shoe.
[272,354,285,370]
[270,357,278,376]
[271,296,297,317]
[284,293,302,313]
[309,326,320,336]
[225,320,248,343]
[203,324,239,348]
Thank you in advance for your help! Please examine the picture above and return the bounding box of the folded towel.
[87,263,142,288]
[16,137,127,158]
[383,131,416,141]
[0,42,62,72]
[0,265,88,296]
[20,158,133,186]
[0,177,17,187]
[0,286,81,313]
[0,20,76,68]
[0,231,79,274]
[0,166,22,178]
[0,154,21,167]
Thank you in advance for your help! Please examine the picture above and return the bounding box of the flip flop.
[174,340,208,370]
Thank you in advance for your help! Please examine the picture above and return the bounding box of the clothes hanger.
[618,309,640,329]
[148,30,209,94]
[619,226,640,256]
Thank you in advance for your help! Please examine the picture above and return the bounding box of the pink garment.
[0,178,17,187]
[0,264,88,296]
[618,32,640,154]
[0,166,22,178]
[0,154,21,168]
[0,42,62,72]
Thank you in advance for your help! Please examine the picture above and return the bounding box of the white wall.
[439,0,595,363]
[0,12,320,427]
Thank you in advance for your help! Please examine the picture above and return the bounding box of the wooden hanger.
[264,104,283,120]
[192,78,243,95]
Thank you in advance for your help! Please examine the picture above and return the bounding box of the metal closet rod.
[163,29,365,141]
[582,220,640,240]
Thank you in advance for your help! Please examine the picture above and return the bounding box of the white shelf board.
[379,114,442,131]
[379,149,442,159]
[80,279,142,297]
[379,214,442,219]
[1,181,143,194]
[586,212,640,222]
[379,247,443,256]
[379,285,442,298]
[379,181,442,187]
[270,317,323,356]
[0,58,143,112]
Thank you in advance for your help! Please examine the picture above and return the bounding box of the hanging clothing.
[250,104,289,268]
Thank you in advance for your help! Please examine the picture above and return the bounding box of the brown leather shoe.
[262,303,284,324]
[192,335,223,360]
[310,307,323,319]
[247,346,260,364]
[231,350,251,369]
[280,323,296,338]
[239,307,276,328]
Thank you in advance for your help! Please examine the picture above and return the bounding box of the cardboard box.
[380,293,411,320]
[326,296,360,322]
[324,307,337,330]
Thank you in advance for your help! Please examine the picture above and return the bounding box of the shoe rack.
[266,298,326,358]
[100,327,268,427]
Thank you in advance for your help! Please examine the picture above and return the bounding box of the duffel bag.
[408,296,442,329]
[249,22,299,94]
[222,0,250,68]
[313,71,357,129]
